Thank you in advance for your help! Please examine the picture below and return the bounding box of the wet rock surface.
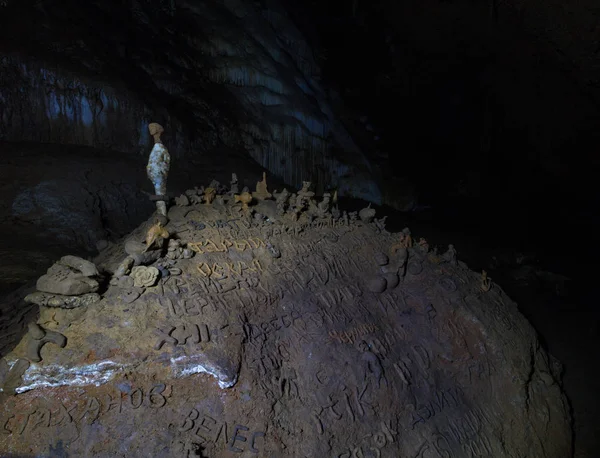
[0,193,571,457]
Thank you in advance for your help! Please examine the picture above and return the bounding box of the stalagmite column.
[146,122,171,216]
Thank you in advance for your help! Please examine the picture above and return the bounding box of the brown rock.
[1,200,572,457]
[36,264,99,296]
[58,255,99,277]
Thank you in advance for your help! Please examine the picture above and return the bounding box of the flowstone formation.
[0,176,571,457]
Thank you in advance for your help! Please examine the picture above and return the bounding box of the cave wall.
[0,56,196,156]
[0,0,381,203]
[290,0,600,225]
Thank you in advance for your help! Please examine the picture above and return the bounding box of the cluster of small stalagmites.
[111,218,193,291]
[25,255,102,309]
[278,180,316,221]
[174,172,270,219]
[166,238,194,261]
[367,225,461,294]
[175,178,233,207]
[273,182,346,226]
[171,172,357,229]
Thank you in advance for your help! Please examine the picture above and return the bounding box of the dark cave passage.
[0,0,598,456]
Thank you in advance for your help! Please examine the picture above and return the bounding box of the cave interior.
[0,0,598,456]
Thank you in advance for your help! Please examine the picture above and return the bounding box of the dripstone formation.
[0,174,571,457]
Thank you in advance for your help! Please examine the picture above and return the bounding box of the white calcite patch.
[15,352,236,393]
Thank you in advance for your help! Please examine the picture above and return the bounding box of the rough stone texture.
[0,197,571,457]
[0,283,39,360]
[36,264,99,296]
[24,291,101,309]
[57,255,99,277]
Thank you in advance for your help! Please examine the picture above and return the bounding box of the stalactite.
[259,91,284,106]
[207,67,286,94]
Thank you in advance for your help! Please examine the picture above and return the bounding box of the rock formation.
[146,123,171,217]
[253,172,273,201]
[25,256,102,309]
[0,175,571,457]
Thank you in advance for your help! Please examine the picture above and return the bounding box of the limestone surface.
[36,263,99,296]
[0,197,571,457]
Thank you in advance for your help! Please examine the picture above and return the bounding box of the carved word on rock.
[389,344,432,389]
[314,285,363,309]
[311,378,382,435]
[415,405,496,458]
[188,238,266,254]
[179,409,265,454]
[2,383,169,436]
[244,311,304,343]
[154,323,211,350]
[328,324,379,345]
[409,387,465,429]
[163,274,270,300]
[158,295,210,318]
[336,418,399,458]
[196,260,263,278]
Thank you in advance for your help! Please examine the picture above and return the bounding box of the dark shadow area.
[0,0,597,455]
[0,284,39,359]
[340,194,599,456]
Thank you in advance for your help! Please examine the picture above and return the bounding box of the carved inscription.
[178,410,265,454]
[467,351,498,386]
[409,387,465,429]
[158,294,208,317]
[312,378,379,434]
[276,242,362,283]
[245,311,305,343]
[155,323,210,350]
[160,276,276,315]
[316,285,363,309]
[335,417,399,458]
[196,260,263,278]
[328,324,379,345]
[188,237,266,254]
[389,345,432,388]
[416,406,497,458]
[376,292,406,316]
[2,383,169,437]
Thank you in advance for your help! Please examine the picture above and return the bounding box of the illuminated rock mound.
[0,182,571,457]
